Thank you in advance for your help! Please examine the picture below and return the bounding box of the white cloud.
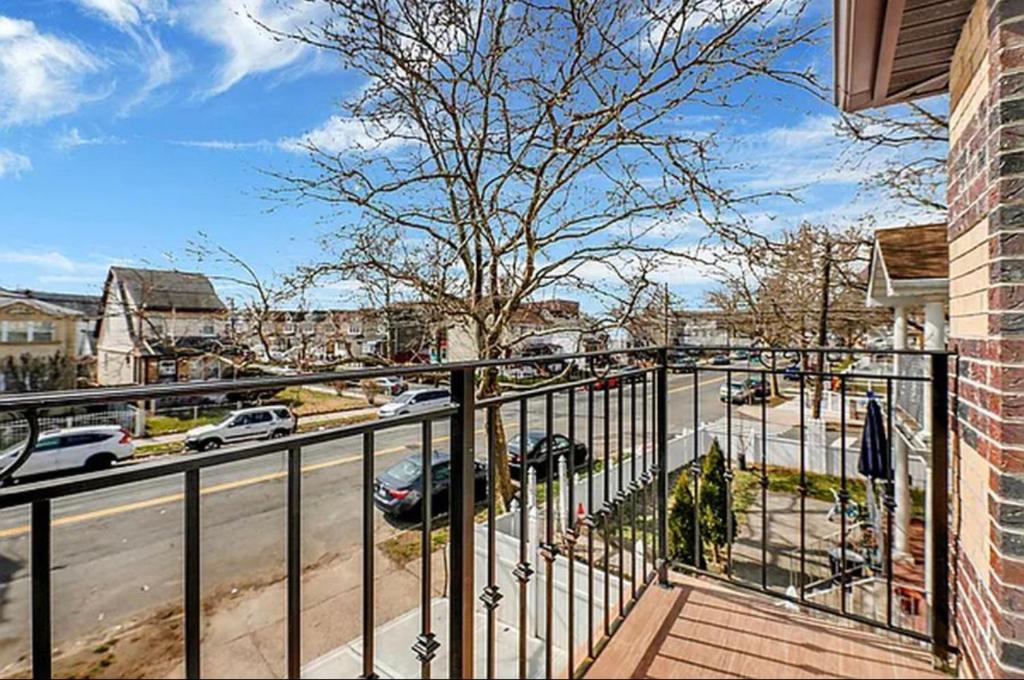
[73,0,168,28]
[72,1,179,111]
[0,149,31,178]
[279,116,415,154]
[181,0,325,96]
[0,250,76,270]
[176,116,415,155]
[0,16,107,126]
[171,138,275,151]
[52,127,123,150]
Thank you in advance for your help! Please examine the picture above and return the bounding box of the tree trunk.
[479,365,516,509]
[811,241,832,420]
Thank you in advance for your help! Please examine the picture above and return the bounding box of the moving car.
[373,450,488,518]
[711,354,731,365]
[184,405,297,451]
[377,388,452,417]
[719,379,754,404]
[508,431,589,476]
[783,364,801,381]
[1,425,135,481]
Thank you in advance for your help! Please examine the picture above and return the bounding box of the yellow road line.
[668,374,724,394]
[0,379,721,540]
[0,437,455,540]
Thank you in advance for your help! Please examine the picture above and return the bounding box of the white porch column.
[892,306,911,558]
[922,301,946,436]
[922,300,945,605]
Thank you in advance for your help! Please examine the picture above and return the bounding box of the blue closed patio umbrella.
[859,394,889,479]
[859,393,889,569]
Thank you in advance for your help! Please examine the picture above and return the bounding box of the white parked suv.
[0,425,136,481]
[185,406,297,452]
[377,388,451,418]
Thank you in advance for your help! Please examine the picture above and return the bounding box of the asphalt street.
[0,369,740,668]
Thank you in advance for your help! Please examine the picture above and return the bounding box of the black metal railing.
[0,345,953,679]
[666,345,953,663]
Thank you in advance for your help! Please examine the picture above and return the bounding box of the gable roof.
[0,293,82,318]
[110,266,226,313]
[0,288,101,317]
[866,223,948,307]
[874,223,948,280]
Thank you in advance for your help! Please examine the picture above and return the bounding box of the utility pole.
[811,239,833,420]
[663,283,670,346]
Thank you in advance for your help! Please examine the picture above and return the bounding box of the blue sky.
[0,1,942,308]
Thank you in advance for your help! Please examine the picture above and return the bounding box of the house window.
[31,321,55,342]
[200,323,216,337]
[283,322,295,335]
[2,321,29,343]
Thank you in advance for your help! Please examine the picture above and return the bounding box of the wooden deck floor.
[585,574,946,679]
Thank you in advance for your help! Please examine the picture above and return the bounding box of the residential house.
[0,288,102,360]
[96,266,237,386]
[448,298,605,362]
[259,309,388,366]
[0,292,83,391]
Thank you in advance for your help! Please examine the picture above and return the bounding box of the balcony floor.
[585,574,945,679]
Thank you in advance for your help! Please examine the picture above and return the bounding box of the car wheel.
[202,439,222,452]
[85,453,116,471]
[270,429,287,439]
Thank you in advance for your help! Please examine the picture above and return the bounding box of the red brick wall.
[948,1,1024,677]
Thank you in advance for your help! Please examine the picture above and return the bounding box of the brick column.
[947,1,1024,676]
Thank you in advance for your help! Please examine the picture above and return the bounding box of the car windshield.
[729,381,746,389]
[384,458,421,484]
[392,392,415,404]
[508,433,543,451]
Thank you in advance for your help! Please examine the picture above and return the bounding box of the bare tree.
[263,0,821,504]
[705,223,884,412]
[837,101,948,215]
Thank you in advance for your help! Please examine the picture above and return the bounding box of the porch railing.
[0,345,953,679]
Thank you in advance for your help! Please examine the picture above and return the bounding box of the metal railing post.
[449,366,476,679]
[929,353,950,664]
[656,347,670,586]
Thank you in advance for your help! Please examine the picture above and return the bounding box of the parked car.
[732,350,750,361]
[719,379,754,403]
[590,374,620,391]
[507,431,589,476]
[184,406,297,451]
[377,388,452,418]
[373,450,488,518]
[782,364,801,381]
[671,356,698,373]
[505,365,539,380]
[711,354,731,365]
[744,376,769,400]
[0,425,135,481]
[373,376,408,396]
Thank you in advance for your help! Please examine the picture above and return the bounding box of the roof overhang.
[834,0,973,112]
[865,241,948,307]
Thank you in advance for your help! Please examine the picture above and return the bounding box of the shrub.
[668,470,704,568]
[699,438,735,563]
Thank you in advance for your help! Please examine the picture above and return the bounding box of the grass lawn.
[732,465,925,519]
[144,412,228,437]
[275,387,368,416]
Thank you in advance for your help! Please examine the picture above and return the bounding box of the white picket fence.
[0,408,137,448]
